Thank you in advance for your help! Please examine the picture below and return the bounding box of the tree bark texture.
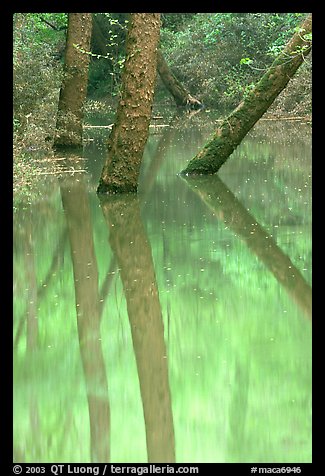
[97,13,161,194]
[99,195,176,462]
[181,14,312,175]
[54,13,92,148]
[157,49,203,109]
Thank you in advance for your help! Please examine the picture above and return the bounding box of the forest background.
[13,13,312,199]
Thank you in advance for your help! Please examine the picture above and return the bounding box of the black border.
[7,4,317,474]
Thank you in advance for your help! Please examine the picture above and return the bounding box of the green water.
[13,111,312,463]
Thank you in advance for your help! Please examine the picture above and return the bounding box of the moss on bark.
[180,14,312,175]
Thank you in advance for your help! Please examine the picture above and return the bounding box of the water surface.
[13,110,312,463]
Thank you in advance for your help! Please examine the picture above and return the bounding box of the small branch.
[38,16,66,31]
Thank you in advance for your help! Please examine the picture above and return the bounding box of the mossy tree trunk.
[157,49,203,109]
[97,13,161,194]
[181,14,312,175]
[54,13,92,148]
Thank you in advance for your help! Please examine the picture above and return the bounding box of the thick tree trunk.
[97,13,161,194]
[181,14,312,175]
[54,13,92,148]
[157,49,203,109]
[99,195,176,463]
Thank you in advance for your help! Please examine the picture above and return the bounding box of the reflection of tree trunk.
[183,175,312,320]
[15,229,68,348]
[60,178,110,463]
[226,358,250,462]
[99,195,175,463]
[140,111,183,195]
[21,209,41,459]
[99,112,185,319]
[23,210,39,350]
[99,256,117,321]
[181,14,312,175]
[157,49,203,109]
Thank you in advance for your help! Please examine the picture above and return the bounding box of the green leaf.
[240,57,252,65]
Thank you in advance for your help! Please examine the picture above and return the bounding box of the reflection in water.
[14,228,68,349]
[100,194,175,463]
[227,358,250,462]
[23,209,39,350]
[60,173,110,463]
[139,111,184,196]
[13,117,311,463]
[183,174,312,320]
[97,111,182,321]
[24,209,41,460]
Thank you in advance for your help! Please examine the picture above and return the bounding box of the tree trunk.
[157,49,203,109]
[54,13,92,148]
[99,195,176,463]
[97,13,161,194]
[181,14,312,175]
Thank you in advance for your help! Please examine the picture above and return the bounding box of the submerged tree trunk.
[181,14,312,175]
[157,49,203,109]
[54,13,92,148]
[97,13,161,194]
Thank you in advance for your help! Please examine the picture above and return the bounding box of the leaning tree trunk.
[97,13,161,194]
[180,14,312,175]
[54,13,92,148]
[157,49,203,109]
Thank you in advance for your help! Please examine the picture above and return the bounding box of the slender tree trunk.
[97,13,161,194]
[181,14,312,175]
[54,13,92,148]
[157,49,203,109]
[99,195,176,463]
